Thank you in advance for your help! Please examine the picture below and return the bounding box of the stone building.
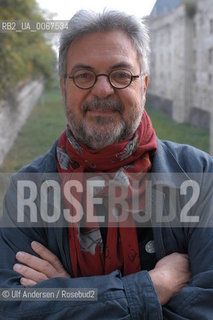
[147,0,213,153]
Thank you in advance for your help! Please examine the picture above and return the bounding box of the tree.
[0,0,56,100]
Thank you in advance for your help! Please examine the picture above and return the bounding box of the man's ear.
[142,74,148,106]
[144,74,148,94]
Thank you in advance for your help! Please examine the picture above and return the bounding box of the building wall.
[148,0,213,152]
[0,80,44,166]
[190,1,213,113]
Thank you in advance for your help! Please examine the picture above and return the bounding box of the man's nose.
[91,74,114,98]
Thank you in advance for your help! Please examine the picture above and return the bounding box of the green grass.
[147,108,209,153]
[0,88,209,172]
[0,86,65,172]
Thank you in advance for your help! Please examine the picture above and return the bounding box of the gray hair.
[59,10,150,77]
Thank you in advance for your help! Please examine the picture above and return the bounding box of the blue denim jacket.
[0,138,213,319]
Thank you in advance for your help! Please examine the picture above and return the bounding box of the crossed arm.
[13,241,191,306]
[3,163,213,319]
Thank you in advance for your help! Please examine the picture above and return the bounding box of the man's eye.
[75,72,93,80]
[113,72,131,79]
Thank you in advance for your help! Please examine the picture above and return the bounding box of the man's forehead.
[67,30,135,52]
[66,30,139,69]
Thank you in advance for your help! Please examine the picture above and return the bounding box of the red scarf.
[56,110,157,277]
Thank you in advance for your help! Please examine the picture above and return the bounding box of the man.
[0,9,213,319]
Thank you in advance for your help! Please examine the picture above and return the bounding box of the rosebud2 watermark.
[1,172,213,228]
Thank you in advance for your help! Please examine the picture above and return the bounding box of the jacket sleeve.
[162,228,213,320]
[162,162,213,319]
[0,238,163,320]
[0,175,163,320]
[2,161,213,320]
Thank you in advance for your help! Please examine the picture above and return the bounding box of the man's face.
[60,30,148,150]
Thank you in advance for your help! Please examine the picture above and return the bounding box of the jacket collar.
[151,138,191,188]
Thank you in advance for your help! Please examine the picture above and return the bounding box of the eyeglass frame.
[63,69,142,90]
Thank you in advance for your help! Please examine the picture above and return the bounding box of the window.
[193,50,197,64]
[168,53,171,65]
[192,72,196,83]
[209,74,212,85]
[209,48,213,64]
[210,19,213,33]
[168,28,171,42]
[160,71,164,80]
[193,22,196,37]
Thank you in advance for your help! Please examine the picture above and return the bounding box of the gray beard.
[66,97,142,150]
[71,117,126,149]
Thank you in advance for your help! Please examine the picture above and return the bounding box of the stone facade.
[148,0,213,153]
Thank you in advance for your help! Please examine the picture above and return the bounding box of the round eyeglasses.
[64,69,141,90]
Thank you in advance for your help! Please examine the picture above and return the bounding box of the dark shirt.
[100,227,156,271]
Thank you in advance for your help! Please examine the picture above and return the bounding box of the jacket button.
[145,240,155,254]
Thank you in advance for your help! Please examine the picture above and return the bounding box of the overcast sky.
[36,0,156,55]
[36,0,156,20]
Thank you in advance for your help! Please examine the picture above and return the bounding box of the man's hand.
[13,241,70,286]
[149,253,191,305]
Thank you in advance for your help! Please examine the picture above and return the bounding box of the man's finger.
[13,263,48,282]
[31,241,64,272]
[15,251,57,278]
[20,277,37,287]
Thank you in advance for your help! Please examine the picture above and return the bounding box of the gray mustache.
[82,99,124,113]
